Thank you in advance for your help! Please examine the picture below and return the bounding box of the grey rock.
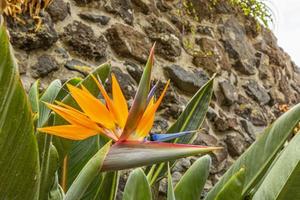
[156,0,172,12]
[173,158,191,173]
[257,54,271,80]
[233,59,257,75]
[74,0,93,5]
[132,0,156,14]
[46,0,69,22]
[61,21,107,61]
[144,16,181,61]
[214,111,239,132]
[234,103,268,126]
[193,38,230,73]
[15,51,29,75]
[106,23,151,63]
[155,81,185,119]
[164,65,209,94]
[207,107,218,122]
[159,178,168,195]
[78,13,110,25]
[240,119,256,141]
[152,118,169,133]
[194,133,218,146]
[125,61,143,83]
[172,171,182,185]
[194,133,228,174]
[243,80,270,105]
[65,59,92,76]
[224,132,247,157]
[197,25,214,37]
[219,80,238,106]
[7,13,58,51]
[31,55,59,78]
[269,87,286,104]
[279,74,295,103]
[219,17,257,75]
[169,14,192,33]
[104,0,134,25]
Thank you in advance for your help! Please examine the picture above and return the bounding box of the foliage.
[0,21,216,199]
[1,14,300,200]
[228,0,272,27]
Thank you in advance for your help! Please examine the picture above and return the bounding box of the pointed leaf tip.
[149,43,156,65]
[101,142,221,172]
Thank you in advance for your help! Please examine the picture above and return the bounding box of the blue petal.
[149,130,198,142]
[146,81,160,104]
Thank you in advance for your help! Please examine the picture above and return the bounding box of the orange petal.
[91,75,119,125]
[133,80,170,140]
[45,102,101,131]
[67,84,115,130]
[54,100,86,114]
[112,74,128,128]
[38,125,99,140]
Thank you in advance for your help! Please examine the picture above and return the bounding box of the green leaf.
[50,65,110,198]
[95,171,119,200]
[55,77,82,102]
[205,103,300,200]
[0,23,39,199]
[253,134,300,200]
[101,142,219,172]
[149,76,214,184]
[167,163,176,200]
[29,80,40,114]
[123,168,152,200]
[38,79,61,128]
[36,80,62,200]
[174,155,211,200]
[120,45,154,141]
[215,168,245,200]
[65,136,101,193]
[52,63,110,161]
[65,141,111,200]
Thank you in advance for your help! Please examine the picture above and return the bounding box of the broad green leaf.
[167,163,176,200]
[65,136,102,197]
[36,80,62,200]
[0,23,39,199]
[253,134,300,200]
[38,79,61,128]
[215,168,245,200]
[95,171,119,200]
[123,168,152,200]
[49,172,65,200]
[50,65,110,198]
[65,141,111,200]
[149,77,214,184]
[174,155,211,200]
[29,80,40,114]
[52,63,111,161]
[205,103,300,200]
[101,142,219,172]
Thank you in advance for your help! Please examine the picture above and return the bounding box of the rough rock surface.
[106,23,151,62]
[61,21,107,61]
[8,0,300,198]
[7,13,58,50]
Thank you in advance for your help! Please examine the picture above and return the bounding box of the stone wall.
[5,0,300,198]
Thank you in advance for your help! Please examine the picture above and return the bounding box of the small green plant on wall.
[177,0,273,52]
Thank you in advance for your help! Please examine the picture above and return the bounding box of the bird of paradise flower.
[38,45,220,172]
